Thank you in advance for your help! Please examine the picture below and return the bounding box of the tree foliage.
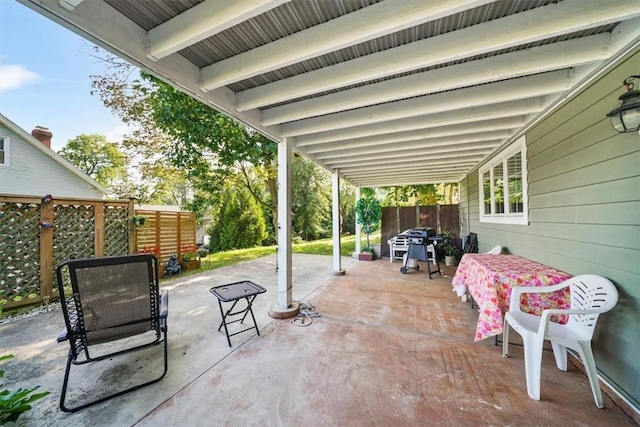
[291,155,331,241]
[140,71,279,222]
[355,194,381,249]
[89,49,278,228]
[88,48,359,246]
[379,184,459,206]
[340,184,356,235]
[208,186,267,251]
[58,134,126,188]
[89,49,192,206]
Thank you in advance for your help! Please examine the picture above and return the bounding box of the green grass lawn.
[178,231,381,279]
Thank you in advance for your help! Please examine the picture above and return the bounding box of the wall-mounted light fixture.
[606,75,640,134]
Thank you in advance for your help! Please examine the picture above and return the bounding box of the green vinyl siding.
[460,45,640,407]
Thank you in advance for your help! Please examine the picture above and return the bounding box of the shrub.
[209,187,267,251]
[0,355,50,424]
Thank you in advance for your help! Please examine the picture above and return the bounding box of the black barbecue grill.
[400,227,441,279]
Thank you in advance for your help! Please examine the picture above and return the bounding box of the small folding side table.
[209,280,267,347]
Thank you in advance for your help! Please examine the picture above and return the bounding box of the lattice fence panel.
[53,204,96,296]
[104,205,129,256]
[53,204,95,269]
[0,201,41,304]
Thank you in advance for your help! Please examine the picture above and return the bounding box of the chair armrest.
[508,282,570,312]
[159,290,168,332]
[537,308,604,335]
[160,290,169,318]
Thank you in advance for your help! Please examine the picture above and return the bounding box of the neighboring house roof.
[0,112,109,195]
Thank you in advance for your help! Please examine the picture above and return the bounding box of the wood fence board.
[380,205,459,257]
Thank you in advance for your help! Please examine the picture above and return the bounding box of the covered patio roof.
[19,0,640,187]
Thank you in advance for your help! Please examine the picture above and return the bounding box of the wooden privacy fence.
[381,204,460,258]
[134,209,197,263]
[0,194,195,312]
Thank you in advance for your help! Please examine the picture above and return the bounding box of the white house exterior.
[0,113,106,199]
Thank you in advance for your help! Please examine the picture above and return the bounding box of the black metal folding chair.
[55,254,168,412]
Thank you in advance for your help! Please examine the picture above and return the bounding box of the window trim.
[478,136,528,225]
[0,136,9,167]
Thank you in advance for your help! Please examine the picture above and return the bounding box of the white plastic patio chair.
[502,274,618,408]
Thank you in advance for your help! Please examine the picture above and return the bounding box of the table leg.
[218,299,240,331]
[238,296,256,325]
[217,299,233,347]
[245,296,261,337]
[426,247,442,279]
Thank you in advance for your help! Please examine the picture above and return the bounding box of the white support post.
[269,138,299,318]
[331,169,344,275]
[354,186,361,256]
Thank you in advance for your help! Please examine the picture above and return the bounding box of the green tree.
[340,184,356,235]
[291,155,331,240]
[90,49,279,228]
[381,185,440,207]
[355,192,381,251]
[141,71,279,230]
[208,186,267,251]
[89,50,203,211]
[58,134,126,188]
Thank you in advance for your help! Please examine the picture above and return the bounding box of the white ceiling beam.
[281,71,571,137]
[352,170,469,180]
[200,0,494,91]
[348,162,475,173]
[350,176,465,186]
[340,160,478,174]
[302,117,525,153]
[19,0,283,144]
[147,0,290,61]
[355,172,467,181]
[610,17,640,52]
[327,151,488,169]
[294,98,544,146]
[360,179,465,186]
[346,166,475,179]
[57,0,83,11]
[354,174,465,187]
[262,35,610,125]
[348,170,472,181]
[313,135,507,160]
[237,0,639,111]
[326,145,497,165]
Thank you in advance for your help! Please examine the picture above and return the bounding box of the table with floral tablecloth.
[451,253,572,341]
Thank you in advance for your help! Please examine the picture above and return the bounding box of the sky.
[0,1,130,151]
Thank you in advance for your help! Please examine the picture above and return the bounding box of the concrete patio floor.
[1,254,635,426]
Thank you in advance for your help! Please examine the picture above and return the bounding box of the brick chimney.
[31,126,53,148]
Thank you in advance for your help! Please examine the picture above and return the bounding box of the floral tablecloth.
[452,254,571,341]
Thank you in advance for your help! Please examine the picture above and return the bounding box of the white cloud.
[104,123,135,143]
[0,64,40,92]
